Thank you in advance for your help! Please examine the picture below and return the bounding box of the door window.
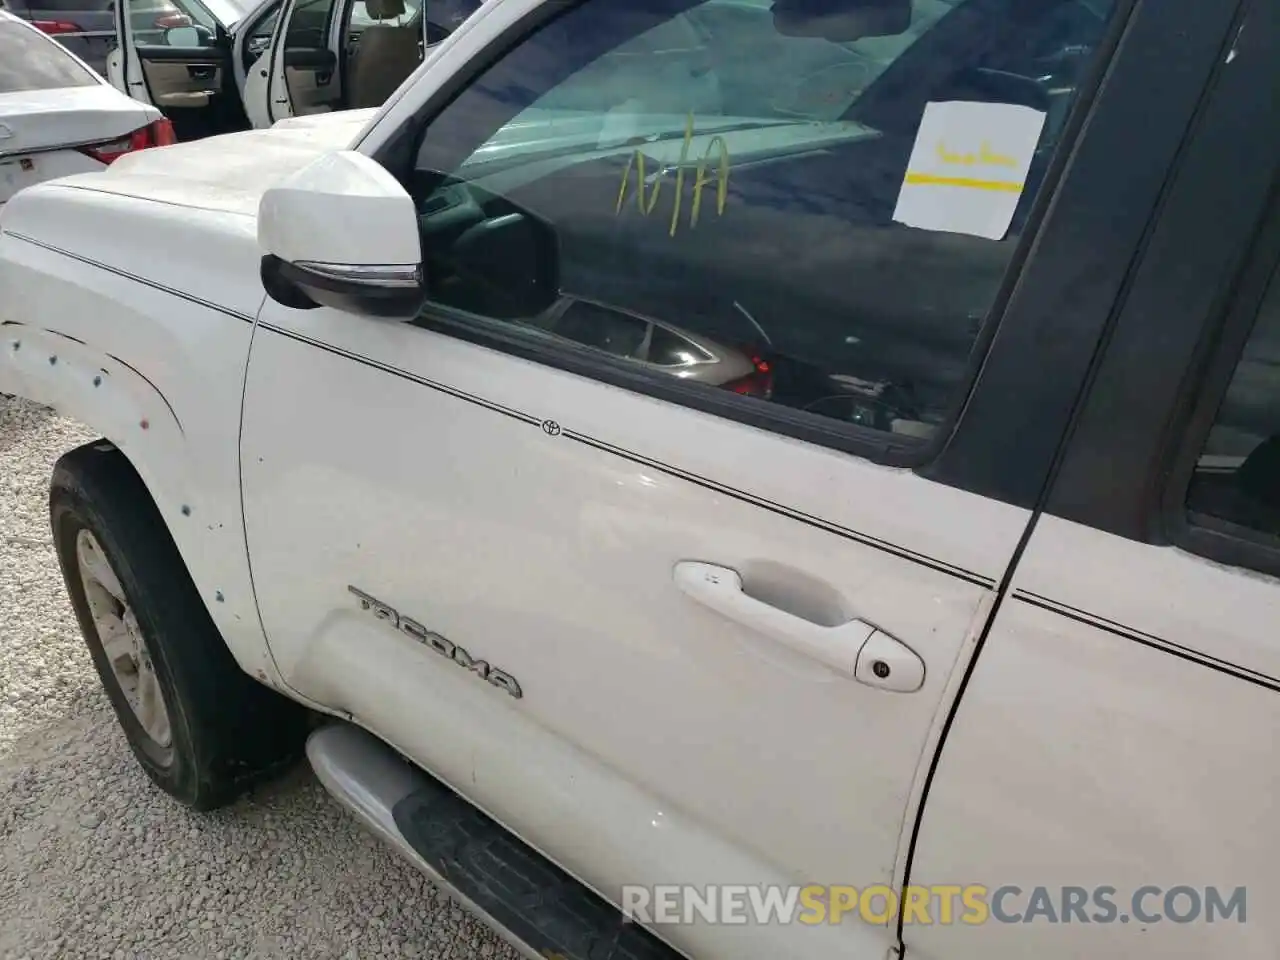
[241,3,277,67]
[137,0,220,46]
[400,0,1126,451]
[282,0,335,48]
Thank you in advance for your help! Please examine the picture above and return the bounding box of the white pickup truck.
[3,0,1280,958]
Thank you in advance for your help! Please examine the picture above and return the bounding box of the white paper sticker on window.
[892,100,1047,241]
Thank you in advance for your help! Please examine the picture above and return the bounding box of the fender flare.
[1,321,292,691]
[2,322,190,500]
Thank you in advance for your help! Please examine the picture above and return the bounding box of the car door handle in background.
[673,561,925,692]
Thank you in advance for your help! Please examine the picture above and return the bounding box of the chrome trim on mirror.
[293,261,422,289]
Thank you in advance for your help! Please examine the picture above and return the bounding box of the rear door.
[256,0,342,124]
[906,2,1280,958]
[240,1,1237,958]
[117,0,246,138]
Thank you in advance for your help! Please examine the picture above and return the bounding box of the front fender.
[0,191,288,691]
[0,321,283,687]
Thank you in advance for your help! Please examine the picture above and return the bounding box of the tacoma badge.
[348,586,523,699]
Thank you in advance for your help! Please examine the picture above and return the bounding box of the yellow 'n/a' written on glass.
[615,113,731,237]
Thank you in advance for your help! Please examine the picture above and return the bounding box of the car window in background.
[0,17,99,91]
[166,0,216,31]
[125,0,221,45]
[243,4,276,65]
[284,0,336,48]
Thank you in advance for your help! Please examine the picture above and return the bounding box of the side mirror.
[258,151,427,319]
[164,25,202,46]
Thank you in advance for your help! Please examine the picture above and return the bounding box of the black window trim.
[366,0,1234,492]
[1040,0,1280,577]
[1161,196,1280,578]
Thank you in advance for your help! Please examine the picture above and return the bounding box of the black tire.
[49,440,310,811]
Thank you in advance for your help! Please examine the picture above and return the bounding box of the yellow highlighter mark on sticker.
[903,172,1024,192]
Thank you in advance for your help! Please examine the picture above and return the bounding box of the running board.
[306,724,685,960]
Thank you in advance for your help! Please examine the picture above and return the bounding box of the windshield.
[0,19,100,93]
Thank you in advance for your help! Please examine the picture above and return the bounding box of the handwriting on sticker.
[616,112,730,237]
[936,140,1017,168]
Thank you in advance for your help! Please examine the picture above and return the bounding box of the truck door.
[238,0,1233,957]
[907,2,1280,958]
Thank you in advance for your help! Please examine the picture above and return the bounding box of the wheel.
[49,440,310,811]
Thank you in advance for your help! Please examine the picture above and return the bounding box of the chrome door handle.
[673,561,925,691]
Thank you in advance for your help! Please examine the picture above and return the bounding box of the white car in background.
[102,0,480,138]
[0,9,172,207]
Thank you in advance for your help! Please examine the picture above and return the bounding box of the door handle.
[673,561,925,691]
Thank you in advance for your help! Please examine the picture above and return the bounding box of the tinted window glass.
[407,0,1124,445]
[0,19,98,91]
[1186,267,1280,537]
[284,0,336,47]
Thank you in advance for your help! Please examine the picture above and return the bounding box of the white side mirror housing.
[258,150,426,318]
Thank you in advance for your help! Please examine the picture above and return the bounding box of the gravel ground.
[0,397,517,960]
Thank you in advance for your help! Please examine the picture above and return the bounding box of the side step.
[306,723,685,960]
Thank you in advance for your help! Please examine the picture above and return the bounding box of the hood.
[40,109,376,217]
[271,107,380,131]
